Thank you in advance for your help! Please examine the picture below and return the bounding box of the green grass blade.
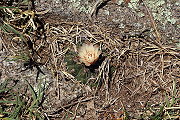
[0,118,15,120]
[0,88,12,93]
[0,7,16,9]
[0,22,24,41]
[0,79,11,89]
[0,101,16,104]
[9,95,23,119]
[25,80,37,101]
[28,92,43,110]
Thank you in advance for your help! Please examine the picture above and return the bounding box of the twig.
[72,100,81,120]
[141,0,161,43]
[96,96,120,112]
[89,0,109,22]
[164,107,180,110]
[47,97,94,115]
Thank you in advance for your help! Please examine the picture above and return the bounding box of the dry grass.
[0,1,179,120]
